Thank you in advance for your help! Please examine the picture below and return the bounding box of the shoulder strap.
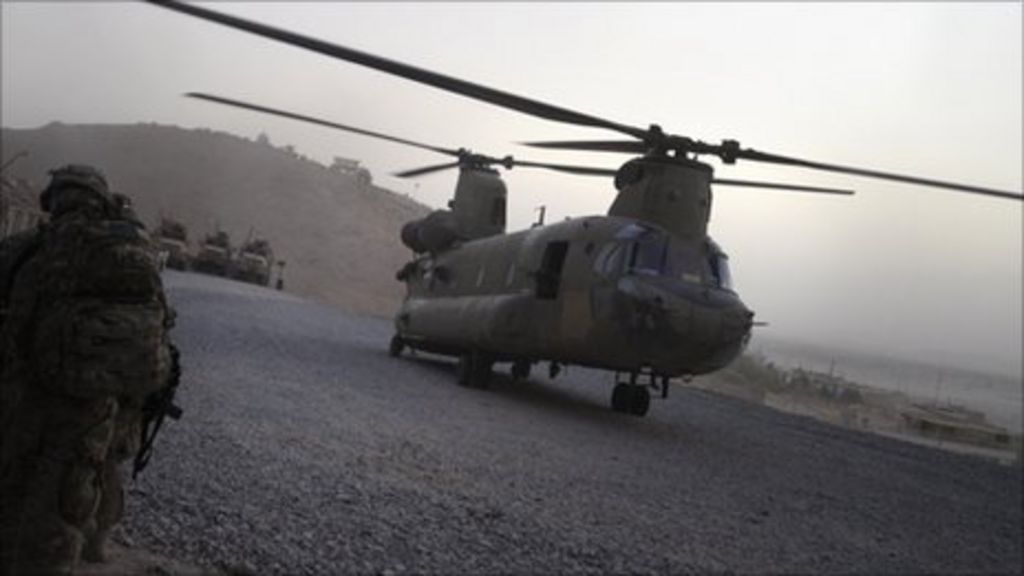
[0,229,44,318]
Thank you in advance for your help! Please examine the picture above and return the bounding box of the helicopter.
[148,0,1022,417]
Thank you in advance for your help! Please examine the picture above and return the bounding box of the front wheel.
[629,386,651,417]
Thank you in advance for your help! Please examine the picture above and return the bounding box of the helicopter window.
[593,243,625,278]
[536,241,569,300]
[711,252,734,290]
[663,241,705,284]
[627,232,668,276]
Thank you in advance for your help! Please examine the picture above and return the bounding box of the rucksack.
[28,214,172,399]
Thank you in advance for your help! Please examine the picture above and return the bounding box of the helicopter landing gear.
[611,372,654,416]
[388,334,405,357]
[548,362,562,379]
[457,352,493,389]
[510,360,532,381]
[611,383,650,416]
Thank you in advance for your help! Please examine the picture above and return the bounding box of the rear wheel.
[611,384,650,416]
[611,383,629,413]
[388,334,405,357]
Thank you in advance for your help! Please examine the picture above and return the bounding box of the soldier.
[0,165,180,574]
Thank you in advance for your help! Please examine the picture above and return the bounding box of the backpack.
[28,214,172,400]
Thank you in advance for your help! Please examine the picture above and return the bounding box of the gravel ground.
[119,271,1023,574]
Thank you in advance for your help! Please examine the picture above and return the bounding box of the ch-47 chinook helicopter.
[149,0,1023,417]
[184,91,856,414]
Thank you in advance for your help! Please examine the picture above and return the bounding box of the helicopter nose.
[723,308,755,347]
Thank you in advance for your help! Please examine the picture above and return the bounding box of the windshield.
[706,239,734,291]
[711,252,733,290]
[598,226,734,290]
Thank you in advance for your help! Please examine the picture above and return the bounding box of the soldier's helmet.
[40,164,112,217]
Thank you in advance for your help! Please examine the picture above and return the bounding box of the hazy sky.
[2,2,1021,377]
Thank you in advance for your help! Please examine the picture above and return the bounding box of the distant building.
[900,403,1011,448]
[330,157,372,186]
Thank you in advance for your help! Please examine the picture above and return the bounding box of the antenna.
[533,205,546,228]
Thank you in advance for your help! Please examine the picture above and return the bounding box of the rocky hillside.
[1,122,429,316]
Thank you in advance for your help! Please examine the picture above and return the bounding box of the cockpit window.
[664,241,705,284]
[706,239,734,291]
[601,226,735,291]
[593,243,625,278]
[711,253,733,290]
[627,232,667,276]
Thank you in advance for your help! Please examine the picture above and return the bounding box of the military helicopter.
[149,0,1022,417]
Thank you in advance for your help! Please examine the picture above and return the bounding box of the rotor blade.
[511,161,617,177]
[521,140,648,154]
[148,0,649,140]
[712,179,854,196]
[186,92,459,157]
[393,161,463,179]
[737,148,1022,201]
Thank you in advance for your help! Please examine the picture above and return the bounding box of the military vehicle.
[192,229,233,277]
[155,217,191,270]
[233,235,274,286]
[150,0,1022,417]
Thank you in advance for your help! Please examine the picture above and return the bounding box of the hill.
[1,122,429,316]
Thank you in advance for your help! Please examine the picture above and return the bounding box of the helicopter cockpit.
[594,224,734,292]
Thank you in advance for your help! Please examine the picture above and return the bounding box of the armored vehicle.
[155,217,191,270]
[233,237,274,286]
[192,230,233,277]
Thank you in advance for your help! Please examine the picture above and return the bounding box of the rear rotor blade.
[512,161,617,177]
[394,161,463,179]
[736,148,1021,201]
[149,0,648,140]
[712,179,854,196]
[186,92,458,157]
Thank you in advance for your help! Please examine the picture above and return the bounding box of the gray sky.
[3,2,1021,377]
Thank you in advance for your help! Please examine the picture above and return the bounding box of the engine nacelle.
[400,210,461,254]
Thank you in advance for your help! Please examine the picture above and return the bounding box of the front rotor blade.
[712,179,854,196]
[186,92,458,157]
[737,148,1022,201]
[394,161,463,179]
[521,140,649,154]
[149,0,648,140]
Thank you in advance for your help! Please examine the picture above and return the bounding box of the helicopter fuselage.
[394,215,752,378]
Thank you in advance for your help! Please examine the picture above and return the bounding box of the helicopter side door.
[535,241,568,300]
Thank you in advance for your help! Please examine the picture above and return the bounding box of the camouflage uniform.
[0,165,175,575]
